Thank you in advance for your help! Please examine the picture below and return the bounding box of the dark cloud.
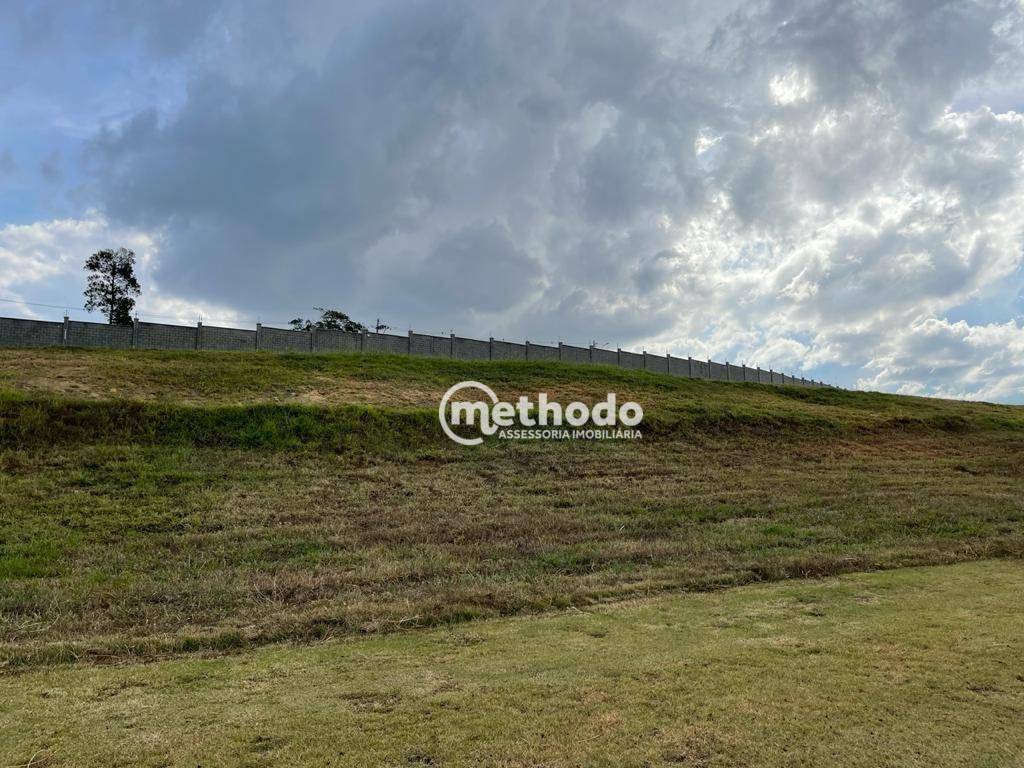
[401,222,543,315]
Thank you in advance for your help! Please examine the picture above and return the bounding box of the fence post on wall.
[407,330,413,355]
[617,347,621,366]
[132,317,139,349]
[725,361,731,381]
[62,315,69,346]
[450,332,455,358]
[489,336,494,360]
[706,358,711,379]
[558,342,563,361]
[525,341,530,361]
[687,356,693,377]
[196,320,202,350]
[308,327,315,353]
[360,328,366,351]
[666,352,671,374]
[256,322,263,350]
[589,344,595,363]
[642,351,647,370]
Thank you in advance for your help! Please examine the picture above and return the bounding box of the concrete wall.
[561,344,590,364]
[66,320,132,349]
[136,321,196,350]
[202,325,257,351]
[667,356,689,377]
[619,350,643,370]
[364,331,407,355]
[645,353,669,375]
[453,336,489,360]
[0,314,829,388]
[527,342,559,362]
[491,340,525,361]
[0,317,64,348]
[312,329,361,353]
[410,332,451,358]
[259,326,311,352]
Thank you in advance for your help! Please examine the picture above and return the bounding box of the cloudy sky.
[1,1,1023,401]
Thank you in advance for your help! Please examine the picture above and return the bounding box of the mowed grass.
[2,560,1022,767]
[1,348,1022,668]
[3,346,1023,431]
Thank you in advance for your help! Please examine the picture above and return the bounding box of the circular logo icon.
[438,380,499,446]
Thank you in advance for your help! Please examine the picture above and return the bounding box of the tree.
[290,307,367,333]
[83,247,141,325]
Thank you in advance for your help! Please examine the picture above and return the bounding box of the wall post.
[408,330,413,355]
[450,332,455,358]
[525,341,531,361]
[62,315,69,346]
[617,347,621,367]
[256,322,263,350]
[360,328,367,351]
[132,317,139,349]
[489,336,494,360]
[308,327,314,353]
[558,342,563,361]
[196,320,202,350]
[707,357,711,379]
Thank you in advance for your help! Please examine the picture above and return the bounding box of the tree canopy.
[83,247,141,325]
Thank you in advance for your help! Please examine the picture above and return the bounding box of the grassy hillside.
[3,347,1023,431]
[1,347,1022,670]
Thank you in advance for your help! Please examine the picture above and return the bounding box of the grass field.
[3,560,1022,766]
[2,348,1023,764]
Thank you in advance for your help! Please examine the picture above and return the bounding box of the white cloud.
[858,317,1024,403]
[0,213,242,325]
[770,69,814,105]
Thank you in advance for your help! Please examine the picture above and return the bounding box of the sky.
[1,0,1023,402]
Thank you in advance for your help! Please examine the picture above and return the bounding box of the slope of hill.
[1,347,1022,670]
